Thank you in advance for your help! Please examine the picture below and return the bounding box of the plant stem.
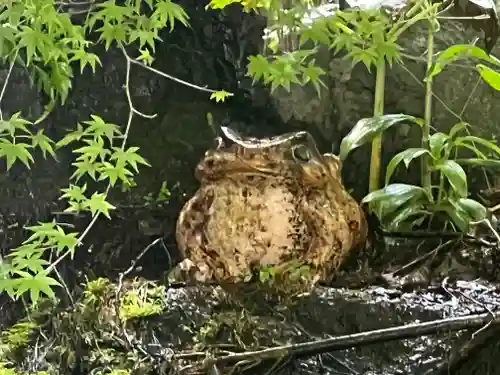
[369,60,386,192]
[388,3,439,42]
[422,22,434,193]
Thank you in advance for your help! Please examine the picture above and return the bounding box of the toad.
[171,127,367,285]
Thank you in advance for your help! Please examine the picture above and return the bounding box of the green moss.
[118,283,165,321]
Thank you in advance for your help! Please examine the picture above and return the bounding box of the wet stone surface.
[161,278,500,375]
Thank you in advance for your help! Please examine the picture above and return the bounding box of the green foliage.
[1,0,190,118]
[427,44,500,82]
[247,50,326,94]
[339,114,424,161]
[0,0,193,307]
[143,181,170,207]
[0,363,16,375]
[210,90,232,102]
[258,260,312,286]
[118,283,165,321]
[1,322,37,349]
[345,117,497,231]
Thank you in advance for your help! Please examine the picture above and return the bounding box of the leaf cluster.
[0,112,55,169]
[247,50,326,94]
[1,0,189,114]
[341,115,500,232]
[0,114,150,305]
[57,115,150,193]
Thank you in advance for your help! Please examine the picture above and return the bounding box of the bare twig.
[441,277,496,339]
[47,43,213,273]
[0,50,18,121]
[200,311,500,369]
[470,218,500,244]
[124,49,232,95]
[119,237,162,281]
[392,239,456,278]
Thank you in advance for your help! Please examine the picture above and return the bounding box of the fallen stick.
[201,311,500,368]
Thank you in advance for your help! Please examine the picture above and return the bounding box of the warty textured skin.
[172,128,368,285]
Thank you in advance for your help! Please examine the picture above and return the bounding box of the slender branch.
[421,21,434,193]
[47,41,228,274]
[0,51,18,121]
[48,46,158,273]
[126,52,231,95]
[202,311,500,369]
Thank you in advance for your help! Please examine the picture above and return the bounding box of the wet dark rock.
[2,278,500,374]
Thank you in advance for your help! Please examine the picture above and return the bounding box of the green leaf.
[339,114,422,161]
[13,272,61,305]
[299,18,332,46]
[60,184,87,203]
[455,198,488,222]
[128,29,159,51]
[448,122,468,140]
[24,221,59,244]
[31,129,56,159]
[15,26,41,66]
[362,183,430,217]
[82,115,122,141]
[97,161,134,186]
[385,148,430,185]
[83,192,116,218]
[435,199,472,232]
[154,0,190,31]
[210,90,233,103]
[69,49,102,74]
[428,44,500,81]
[456,135,500,155]
[71,159,101,182]
[44,225,79,254]
[429,132,449,159]
[0,24,16,57]
[247,55,271,84]
[453,140,488,159]
[11,257,49,275]
[383,198,430,231]
[205,0,240,10]
[56,123,86,148]
[96,22,127,50]
[455,158,500,167]
[0,112,32,136]
[73,136,109,162]
[8,244,46,260]
[476,64,500,91]
[0,277,22,301]
[110,147,151,173]
[436,160,467,198]
[136,48,154,65]
[0,140,34,170]
[300,59,327,97]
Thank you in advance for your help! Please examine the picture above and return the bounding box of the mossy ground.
[0,275,315,375]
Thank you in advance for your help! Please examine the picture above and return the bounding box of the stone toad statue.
[171,127,368,285]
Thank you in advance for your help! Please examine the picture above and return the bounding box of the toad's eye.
[292,144,312,163]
